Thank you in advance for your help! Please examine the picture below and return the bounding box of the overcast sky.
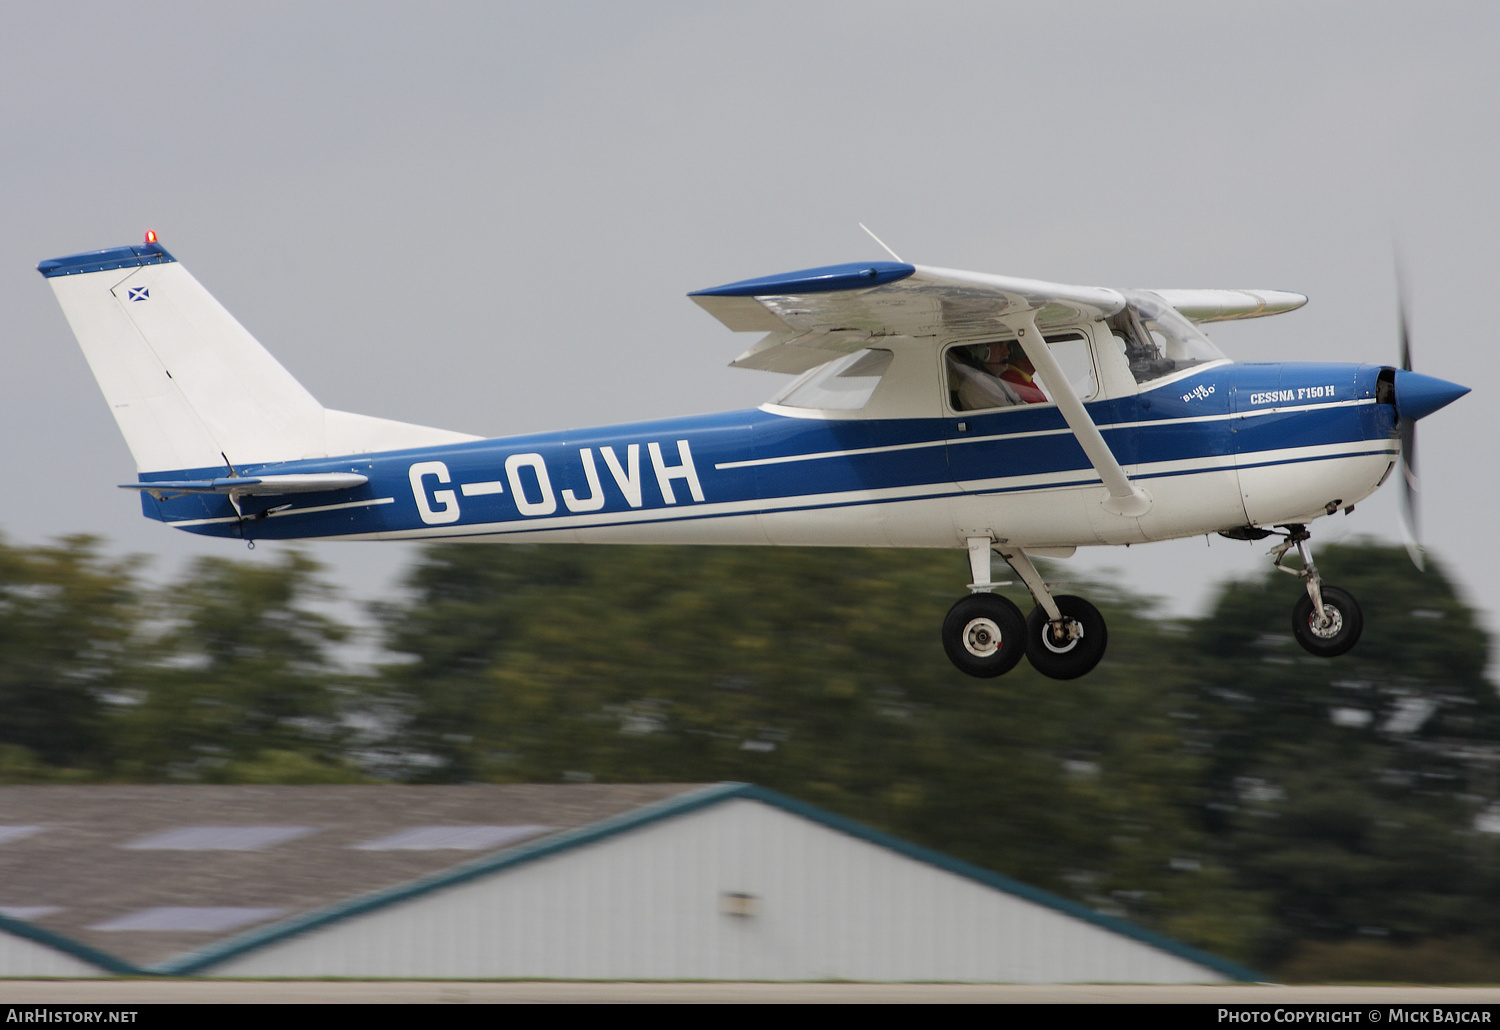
[2,2,1495,645]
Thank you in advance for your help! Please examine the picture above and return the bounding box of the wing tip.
[1149,288,1308,322]
[690,261,915,298]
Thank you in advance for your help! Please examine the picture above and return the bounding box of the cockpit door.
[944,329,1103,493]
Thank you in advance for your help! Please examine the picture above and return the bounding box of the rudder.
[39,236,476,473]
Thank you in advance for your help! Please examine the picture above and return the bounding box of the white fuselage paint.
[350,435,1393,551]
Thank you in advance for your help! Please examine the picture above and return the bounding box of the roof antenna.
[859,223,904,263]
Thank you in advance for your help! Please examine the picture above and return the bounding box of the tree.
[0,535,141,776]
[1187,540,1500,969]
[112,549,363,782]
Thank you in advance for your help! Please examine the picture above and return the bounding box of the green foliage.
[0,543,364,784]
[1188,541,1500,964]
[111,550,360,781]
[0,743,97,784]
[216,748,368,784]
[1278,938,1500,985]
[0,535,139,772]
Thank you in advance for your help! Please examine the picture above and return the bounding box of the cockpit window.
[1107,290,1225,384]
[771,348,894,410]
[946,331,1095,412]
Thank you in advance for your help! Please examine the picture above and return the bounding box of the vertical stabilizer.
[39,238,477,473]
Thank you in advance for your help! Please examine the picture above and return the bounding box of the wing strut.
[1004,310,1152,518]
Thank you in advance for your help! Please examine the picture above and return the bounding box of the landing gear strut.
[1271,524,1363,657]
[941,538,1108,680]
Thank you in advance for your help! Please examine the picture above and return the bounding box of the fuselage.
[141,360,1398,550]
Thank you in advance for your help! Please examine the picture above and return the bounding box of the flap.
[690,295,790,332]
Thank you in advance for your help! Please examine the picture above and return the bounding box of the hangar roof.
[0,782,1260,981]
[0,783,702,969]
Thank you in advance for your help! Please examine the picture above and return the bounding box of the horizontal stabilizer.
[120,472,369,498]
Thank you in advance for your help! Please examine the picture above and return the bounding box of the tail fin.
[38,236,477,473]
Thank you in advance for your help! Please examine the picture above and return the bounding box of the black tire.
[1025,595,1108,680]
[942,593,1028,678]
[1292,585,1363,657]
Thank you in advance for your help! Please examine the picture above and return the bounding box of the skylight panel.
[122,826,316,851]
[352,825,552,851]
[0,826,43,845]
[0,906,61,920]
[90,907,287,932]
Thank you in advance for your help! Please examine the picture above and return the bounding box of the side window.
[1038,334,1098,403]
[946,332,1095,412]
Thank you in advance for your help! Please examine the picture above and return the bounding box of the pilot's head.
[968,341,1011,368]
[981,340,1033,371]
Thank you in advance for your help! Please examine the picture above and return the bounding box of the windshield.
[1107,290,1225,384]
[770,348,894,410]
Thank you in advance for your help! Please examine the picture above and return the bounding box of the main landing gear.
[942,538,1108,680]
[1271,524,1363,657]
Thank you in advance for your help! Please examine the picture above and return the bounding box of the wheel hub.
[1042,619,1083,654]
[1308,605,1344,639]
[962,617,1003,658]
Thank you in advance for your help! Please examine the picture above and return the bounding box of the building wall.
[208,798,1227,982]
[0,930,106,977]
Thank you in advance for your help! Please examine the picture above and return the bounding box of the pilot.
[951,340,1048,410]
[987,340,1047,403]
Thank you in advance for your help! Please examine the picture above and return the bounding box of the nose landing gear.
[942,538,1109,680]
[1271,524,1363,657]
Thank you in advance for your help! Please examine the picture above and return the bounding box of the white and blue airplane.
[38,234,1468,679]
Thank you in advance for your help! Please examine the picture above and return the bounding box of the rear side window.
[771,348,894,410]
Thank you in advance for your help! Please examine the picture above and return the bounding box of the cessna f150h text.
[38,234,1469,679]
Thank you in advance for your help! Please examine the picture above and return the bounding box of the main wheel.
[943,593,1028,678]
[1025,595,1108,680]
[1292,585,1363,657]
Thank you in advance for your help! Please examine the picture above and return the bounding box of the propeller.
[1395,274,1423,570]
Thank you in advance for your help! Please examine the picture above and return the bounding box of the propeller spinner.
[1392,286,1470,570]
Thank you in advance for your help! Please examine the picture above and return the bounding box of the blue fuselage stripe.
[142,362,1395,541]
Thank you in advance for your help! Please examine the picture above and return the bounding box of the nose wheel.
[1291,585,1362,656]
[943,538,1109,680]
[1272,525,1363,657]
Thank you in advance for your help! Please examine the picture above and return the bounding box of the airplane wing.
[690,262,1126,373]
[690,263,1306,371]
[690,261,1162,517]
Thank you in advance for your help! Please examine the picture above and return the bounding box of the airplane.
[36,233,1469,680]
